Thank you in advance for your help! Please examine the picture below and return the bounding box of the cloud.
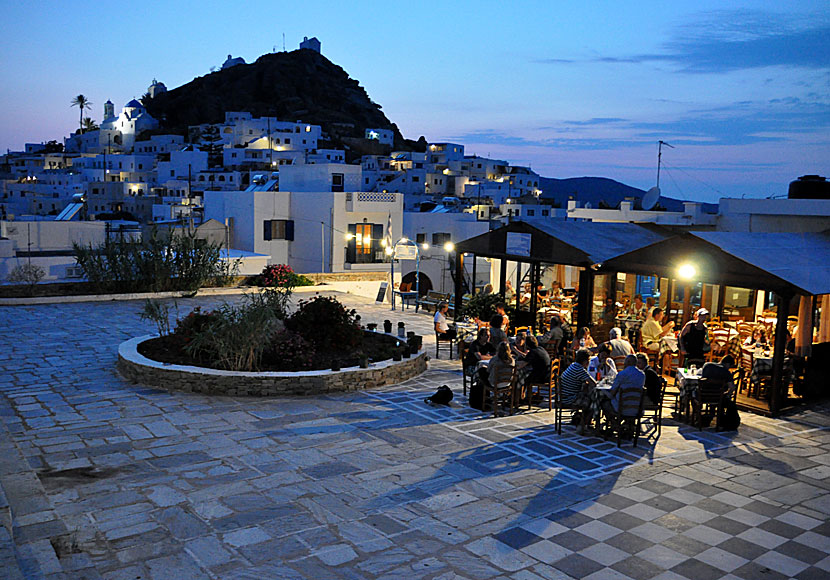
[536,10,830,74]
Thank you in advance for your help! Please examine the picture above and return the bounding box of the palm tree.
[82,117,99,132]
[71,95,92,133]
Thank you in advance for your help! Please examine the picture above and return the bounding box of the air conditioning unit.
[66,266,84,279]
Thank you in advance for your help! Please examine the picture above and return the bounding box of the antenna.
[282,33,286,52]
[656,140,674,189]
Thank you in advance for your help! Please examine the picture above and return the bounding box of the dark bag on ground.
[426,385,453,406]
[717,399,741,431]
[469,380,485,410]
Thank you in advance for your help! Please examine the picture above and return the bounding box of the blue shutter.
[263,220,271,240]
[285,220,294,241]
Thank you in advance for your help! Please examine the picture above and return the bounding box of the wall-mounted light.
[444,241,455,252]
[678,263,696,280]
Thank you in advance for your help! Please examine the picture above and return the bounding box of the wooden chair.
[543,340,560,360]
[554,372,581,434]
[526,359,560,412]
[487,365,517,418]
[612,355,627,373]
[739,349,754,395]
[435,331,457,360]
[641,377,666,438]
[695,376,727,430]
[601,387,644,447]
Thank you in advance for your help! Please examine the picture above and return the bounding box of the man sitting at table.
[488,314,507,347]
[680,308,710,363]
[524,335,551,386]
[635,352,661,405]
[540,314,564,350]
[601,355,645,423]
[700,355,737,396]
[465,327,495,372]
[559,348,596,407]
[608,327,635,359]
[642,307,675,352]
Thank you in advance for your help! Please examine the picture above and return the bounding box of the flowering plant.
[259,264,295,288]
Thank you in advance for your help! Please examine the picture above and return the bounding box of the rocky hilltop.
[145,48,423,155]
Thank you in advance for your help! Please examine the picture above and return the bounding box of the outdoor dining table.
[456,322,479,342]
[676,366,702,420]
[749,349,793,393]
[586,378,614,427]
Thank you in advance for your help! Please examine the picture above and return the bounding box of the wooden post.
[529,262,539,334]
[453,252,464,321]
[499,258,507,298]
[717,284,726,320]
[471,253,477,295]
[576,268,593,330]
[769,291,792,416]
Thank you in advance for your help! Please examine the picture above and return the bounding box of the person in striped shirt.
[560,348,595,406]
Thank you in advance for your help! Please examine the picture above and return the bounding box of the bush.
[73,227,235,294]
[140,299,177,336]
[182,291,282,371]
[174,306,218,341]
[258,264,315,288]
[285,295,363,352]
[460,292,512,321]
[263,330,316,371]
[7,263,45,293]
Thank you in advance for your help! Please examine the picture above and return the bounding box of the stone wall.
[117,335,426,397]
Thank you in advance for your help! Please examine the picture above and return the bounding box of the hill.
[144,49,425,156]
[539,177,717,213]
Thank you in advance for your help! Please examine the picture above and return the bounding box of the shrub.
[73,227,234,294]
[264,330,316,370]
[460,292,512,321]
[174,306,217,341]
[182,291,282,371]
[258,264,315,288]
[7,263,45,293]
[140,299,177,336]
[285,295,362,352]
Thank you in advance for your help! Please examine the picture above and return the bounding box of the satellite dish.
[642,186,661,210]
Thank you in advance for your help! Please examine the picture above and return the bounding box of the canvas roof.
[454,221,671,266]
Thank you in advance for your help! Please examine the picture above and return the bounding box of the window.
[331,173,344,192]
[219,175,225,182]
[415,162,423,169]
[412,176,419,182]
[346,222,383,264]
[365,178,370,185]
[263,219,294,241]
[527,209,535,216]
[432,232,451,246]
[542,210,549,217]
[416,233,426,244]
[285,138,290,144]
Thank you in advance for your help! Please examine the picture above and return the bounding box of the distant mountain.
[144,49,425,157]
[539,177,717,212]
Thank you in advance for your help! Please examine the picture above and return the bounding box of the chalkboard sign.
[375,282,388,303]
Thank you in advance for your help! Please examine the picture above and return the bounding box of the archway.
[402,271,432,296]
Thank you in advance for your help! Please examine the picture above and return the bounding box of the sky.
[1,0,828,203]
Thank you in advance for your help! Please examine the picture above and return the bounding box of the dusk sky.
[1,1,827,203]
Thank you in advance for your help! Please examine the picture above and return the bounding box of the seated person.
[524,335,552,385]
[465,328,496,371]
[641,307,674,352]
[700,355,737,396]
[635,352,661,404]
[608,327,635,358]
[540,315,564,348]
[434,302,456,339]
[601,297,618,324]
[601,355,646,418]
[559,348,596,406]
[494,302,510,335]
[680,308,710,362]
[483,341,515,389]
[628,294,648,320]
[588,343,618,382]
[488,314,507,347]
[511,331,529,359]
[572,326,597,351]
[743,327,768,347]
[504,280,516,303]
[550,280,562,299]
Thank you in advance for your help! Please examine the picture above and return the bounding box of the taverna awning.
[453,221,672,266]
[600,230,830,297]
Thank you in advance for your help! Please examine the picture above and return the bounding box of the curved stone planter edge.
[117,334,427,396]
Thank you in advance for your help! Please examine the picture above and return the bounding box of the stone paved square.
[0,290,829,578]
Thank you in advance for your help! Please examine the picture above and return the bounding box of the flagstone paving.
[1,290,829,579]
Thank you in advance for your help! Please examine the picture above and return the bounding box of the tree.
[71,94,92,133]
[82,117,98,132]
[140,92,152,107]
